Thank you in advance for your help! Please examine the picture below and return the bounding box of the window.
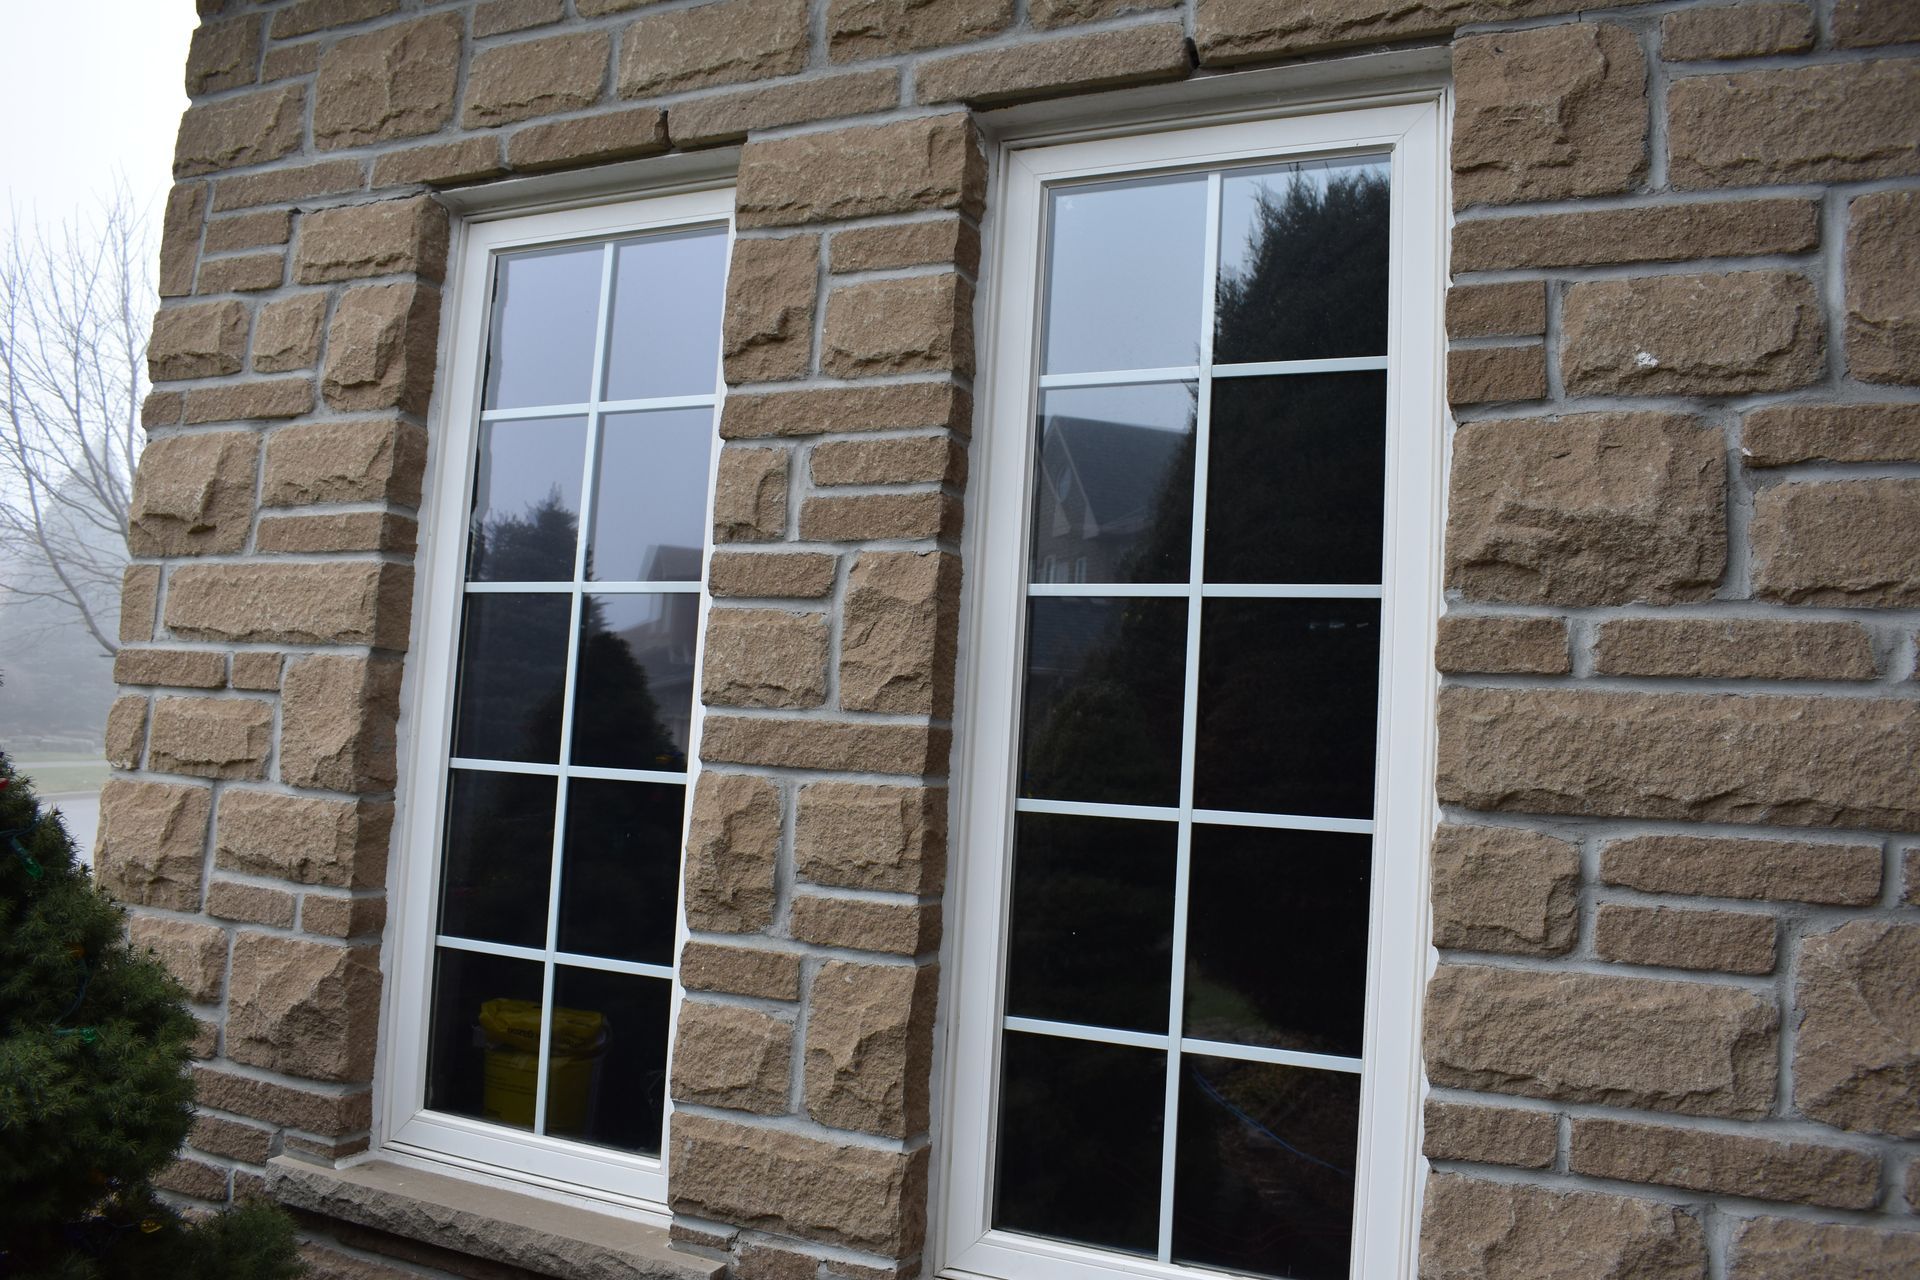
[385,187,732,1209]
[944,101,1444,1280]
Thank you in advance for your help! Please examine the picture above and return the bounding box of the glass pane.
[1019,597,1186,807]
[425,947,545,1129]
[1043,175,1207,376]
[439,769,556,949]
[1032,383,1196,586]
[571,593,698,771]
[1007,813,1178,1035]
[558,779,685,966]
[1194,599,1380,820]
[604,227,729,402]
[1215,156,1390,365]
[452,593,572,764]
[1173,1057,1360,1280]
[544,966,671,1156]
[1184,826,1371,1057]
[588,409,713,582]
[994,1031,1165,1255]
[484,245,604,410]
[1205,374,1386,586]
[468,416,587,582]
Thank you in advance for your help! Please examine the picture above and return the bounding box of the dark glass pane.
[1194,599,1380,819]
[1205,374,1386,586]
[570,593,698,771]
[439,769,557,948]
[558,779,685,966]
[485,245,603,410]
[1007,813,1178,1034]
[1215,156,1390,365]
[1043,175,1206,376]
[425,947,545,1129]
[468,417,587,582]
[1184,826,1371,1057]
[1019,597,1186,807]
[1032,383,1196,586]
[544,966,671,1156]
[605,227,729,402]
[452,593,572,764]
[588,409,713,582]
[1173,1058,1360,1280]
[994,1031,1165,1254]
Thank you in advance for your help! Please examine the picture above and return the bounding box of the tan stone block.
[120,564,161,645]
[1572,1115,1877,1209]
[822,274,973,378]
[1595,904,1776,975]
[670,1001,792,1114]
[1795,920,1920,1138]
[1593,618,1876,680]
[830,218,978,276]
[713,445,789,543]
[160,183,207,299]
[1445,281,1546,340]
[143,390,185,429]
[271,0,401,39]
[800,492,961,543]
[113,648,228,689]
[192,1063,371,1135]
[702,608,829,709]
[213,160,367,213]
[252,293,329,372]
[506,107,669,171]
[1832,0,1920,48]
[175,85,304,177]
[202,212,290,256]
[918,22,1190,106]
[188,1018,219,1059]
[789,896,939,957]
[796,782,944,895]
[301,893,386,940]
[618,0,808,97]
[1434,615,1569,675]
[709,551,839,599]
[683,773,781,932]
[473,0,566,36]
[1437,686,1920,831]
[1431,824,1579,956]
[840,550,960,716]
[738,114,984,229]
[1907,849,1920,907]
[129,915,228,1004]
[1446,413,1724,606]
[227,932,381,1082]
[216,790,391,888]
[299,1242,414,1280]
[312,14,461,149]
[1566,270,1823,396]
[1454,198,1821,272]
[805,960,937,1137]
[724,382,971,440]
[827,0,1011,60]
[723,235,820,384]
[155,1155,229,1202]
[1421,1099,1557,1169]
[735,1243,822,1280]
[96,779,212,911]
[263,41,324,83]
[1670,59,1920,188]
[1447,344,1546,405]
[208,880,298,928]
[183,377,315,424]
[1425,964,1778,1117]
[463,30,608,128]
[1744,402,1920,466]
[669,70,901,149]
[1846,190,1920,385]
[1419,1173,1706,1280]
[190,1114,274,1166]
[812,437,965,488]
[295,196,449,284]
[280,655,402,792]
[196,252,286,294]
[263,417,426,507]
[187,13,260,95]
[1729,1216,1920,1279]
[1599,833,1882,906]
[148,697,274,781]
[1751,478,1920,607]
[1031,0,1179,28]
[166,562,412,648]
[257,511,416,554]
[1661,3,1814,60]
[371,137,507,188]
[105,696,148,770]
[150,300,249,380]
[680,942,803,1001]
[322,282,441,415]
[702,716,949,775]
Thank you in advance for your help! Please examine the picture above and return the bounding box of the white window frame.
[381,185,735,1214]
[938,96,1446,1280]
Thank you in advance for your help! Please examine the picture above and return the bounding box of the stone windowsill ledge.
[265,1155,722,1280]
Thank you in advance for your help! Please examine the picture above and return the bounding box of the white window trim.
[380,185,736,1215]
[937,95,1447,1280]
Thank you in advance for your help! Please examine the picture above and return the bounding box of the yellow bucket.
[478,998,605,1133]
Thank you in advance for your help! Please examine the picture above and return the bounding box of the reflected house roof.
[1039,416,1187,547]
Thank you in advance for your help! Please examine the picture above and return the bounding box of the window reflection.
[1032,384,1196,585]
[468,417,587,582]
[1043,175,1206,376]
[571,593,697,771]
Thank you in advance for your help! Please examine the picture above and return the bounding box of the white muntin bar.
[1035,365,1200,390]
[477,391,717,421]
[465,579,704,594]
[1211,354,1388,378]
[435,934,675,982]
[1179,1036,1364,1075]
[449,757,687,787]
[1025,581,1384,599]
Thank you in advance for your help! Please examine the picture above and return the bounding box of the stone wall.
[107,0,1918,1277]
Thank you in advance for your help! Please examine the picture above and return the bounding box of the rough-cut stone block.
[216,790,391,889]
[1448,344,1546,404]
[231,652,283,692]
[1425,964,1778,1117]
[104,696,148,769]
[263,418,426,507]
[723,235,819,384]
[1195,0,1663,66]
[166,562,412,648]
[713,446,789,543]
[806,960,937,1137]
[1446,281,1546,340]
[684,773,781,932]
[147,696,273,780]
[1595,904,1776,975]
[463,30,608,128]
[263,41,324,83]
[208,880,298,928]
[506,108,669,171]
[917,22,1190,106]
[1446,413,1724,606]
[790,896,939,957]
[1669,60,1920,188]
[263,511,415,554]
[1846,189,1920,385]
[271,0,401,39]
[160,183,206,298]
[96,779,212,911]
[155,1156,229,1202]
[709,551,839,599]
[227,933,381,1083]
[473,0,566,38]
[1562,270,1823,396]
[1751,479,1920,607]
[1728,1216,1920,1279]
[831,218,979,275]
[1030,0,1180,26]
[1453,197,1820,272]
[702,608,829,709]
[313,15,461,149]
[1572,1115,1877,1209]
[1431,824,1579,956]
[796,782,944,895]
[113,648,227,689]
[670,71,901,149]
[1662,3,1814,60]
[840,551,960,716]
[196,252,286,294]
[827,0,1011,61]
[130,916,228,1004]
[322,282,440,414]
[187,13,260,95]
[128,431,259,557]
[1421,1100,1557,1169]
[1795,920,1920,1138]
[190,1114,274,1166]
[1600,833,1881,905]
[671,1002,792,1114]
[295,196,449,284]
[1434,615,1569,674]
[150,300,249,381]
[252,293,329,373]
[702,717,949,776]
[301,893,386,940]
[143,391,184,429]
[213,160,367,213]
[811,437,964,488]
[800,492,961,543]
[618,0,808,97]
[1743,403,1920,466]
[120,564,161,645]
[1593,617,1876,680]
[823,275,973,378]
[1452,24,1646,207]
[280,655,402,791]
[202,213,290,256]
[182,378,314,425]
[175,85,304,176]
[1420,1172,1706,1280]
[680,942,802,1001]
[193,1064,371,1136]
[371,137,507,188]
[738,114,984,228]
[1832,0,1920,48]
[724,382,970,440]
